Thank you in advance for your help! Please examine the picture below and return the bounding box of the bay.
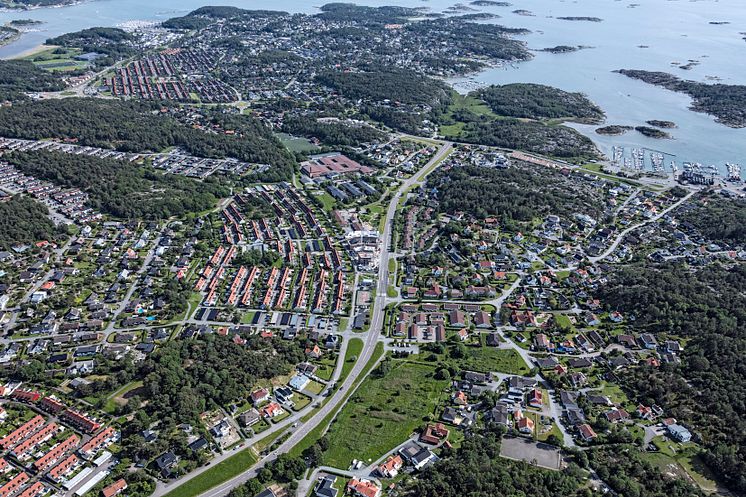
[1,0,745,176]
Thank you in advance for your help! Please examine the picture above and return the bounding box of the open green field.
[276,132,320,154]
[451,344,530,375]
[439,93,497,137]
[322,360,448,468]
[340,338,364,382]
[25,47,88,72]
[289,342,385,458]
[162,448,257,497]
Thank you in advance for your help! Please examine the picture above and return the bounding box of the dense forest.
[617,69,746,127]
[282,115,387,146]
[452,119,599,159]
[677,194,746,246]
[0,195,57,249]
[597,262,746,494]
[427,164,603,228]
[407,430,588,497]
[0,98,295,181]
[476,83,604,121]
[316,69,453,108]
[317,3,420,24]
[0,59,65,101]
[6,150,228,220]
[139,334,305,424]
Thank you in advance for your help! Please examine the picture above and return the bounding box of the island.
[595,125,632,135]
[556,16,603,22]
[646,120,676,128]
[617,69,746,127]
[635,126,671,138]
[540,45,592,54]
[470,0,511,5]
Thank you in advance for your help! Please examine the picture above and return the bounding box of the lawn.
[339,338,364,382]
[322,360,448,468]
[452,345,530,375]
[314,192,336,212]
[161,448,257,497]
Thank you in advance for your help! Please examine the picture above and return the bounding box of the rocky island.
[596,125,632,136]
[646,120,676,128]
[635,126,671,139]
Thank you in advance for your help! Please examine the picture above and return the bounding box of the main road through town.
[182,141,454,497]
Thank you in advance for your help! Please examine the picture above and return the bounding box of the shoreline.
[11,42,57,58]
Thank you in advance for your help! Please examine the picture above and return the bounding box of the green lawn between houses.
[321,360,449,469]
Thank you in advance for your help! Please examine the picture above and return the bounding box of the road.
[156,141,454,497]
[589,190,695,263]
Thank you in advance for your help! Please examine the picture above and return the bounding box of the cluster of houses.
[389,303,495,343]
[0,385,119,497]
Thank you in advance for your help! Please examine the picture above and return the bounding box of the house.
[452,390,468,405]
[463,371,491,384]
[251,388,270,406]
[449,310,465,328]
[485,404,510,426]
[578,424,597,442]
[605,408,630,423]
[617,334,637,348]
[102,479,128,497]
[473,311,491,328]
[399,443,436,470]
[377,454,403,478]
[639,333,658,350]
[155,452,178,476]
[667,424,692,443]
[419,423,449,445]
[534,334,551,351]
[289,374,311,391]
[238,409,261,427]
[261,402,284,419]
[569,372,587,388]
[441,407,464,426]
[347,478,381,497]
[314,476,338,497]
[188,438,209,452]
[636,404,654,420]
[528,389,543,408]
[517,417,534,434]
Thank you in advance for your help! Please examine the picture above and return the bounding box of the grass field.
[439,93,497,137]
[322,360,448,468]
[339,338,364,382]
[276,132,320,153]
[162,448,257,497]
[451,345,530,375]
[289,342,385,458]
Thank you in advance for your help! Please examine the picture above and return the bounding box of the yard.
[321,360,448,469]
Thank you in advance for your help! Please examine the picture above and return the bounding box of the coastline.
[12,42,56,58]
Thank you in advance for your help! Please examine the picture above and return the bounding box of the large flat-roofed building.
[301,153,374,178]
